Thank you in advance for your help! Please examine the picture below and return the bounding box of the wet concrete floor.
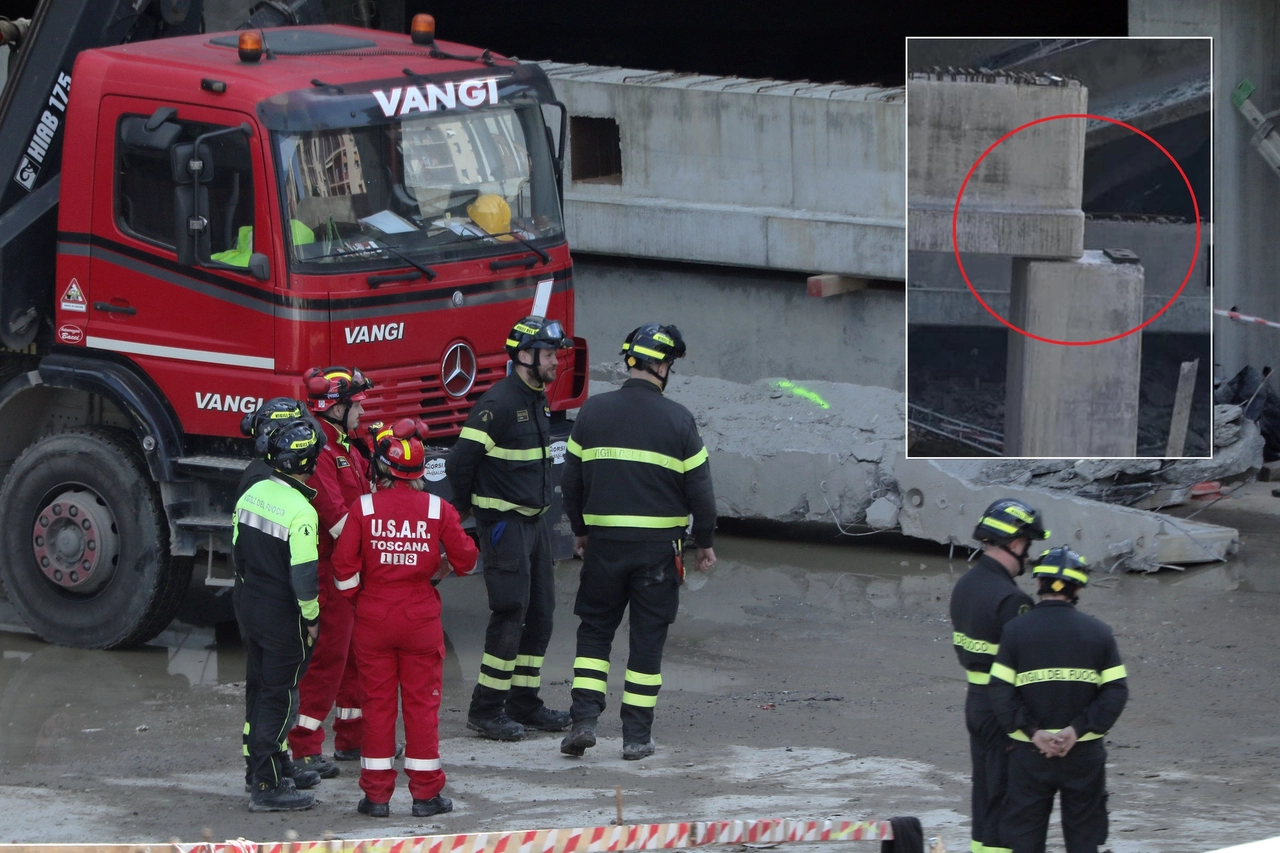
[0,517,1277,851]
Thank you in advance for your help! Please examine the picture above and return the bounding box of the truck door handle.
[93,302,137,316]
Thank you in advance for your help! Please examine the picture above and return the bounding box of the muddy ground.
[1,487,1278,852]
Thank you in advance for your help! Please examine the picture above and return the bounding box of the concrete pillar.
[1004,252,1144,456]
[907,73,1087,257]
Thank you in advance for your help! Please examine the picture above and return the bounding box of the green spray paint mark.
[774,380,830,410]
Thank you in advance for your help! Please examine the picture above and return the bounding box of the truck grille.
[362,356,507,439]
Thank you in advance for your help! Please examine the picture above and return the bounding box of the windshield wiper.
[494,230,551,266]
[446,228,552,266]
[304,240,438,281]
[378,243,438,281]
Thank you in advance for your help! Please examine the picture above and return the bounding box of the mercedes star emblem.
[442,342,477,398]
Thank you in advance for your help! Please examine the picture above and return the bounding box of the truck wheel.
[0,428,190,649]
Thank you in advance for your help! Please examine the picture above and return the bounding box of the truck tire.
[0,428,190,649]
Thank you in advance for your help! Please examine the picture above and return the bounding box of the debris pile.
[588,368,904,527]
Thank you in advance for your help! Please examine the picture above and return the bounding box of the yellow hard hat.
[467,193,513,241]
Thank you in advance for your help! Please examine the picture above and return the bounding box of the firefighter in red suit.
[288,366,374,778]
[333,418,479,818]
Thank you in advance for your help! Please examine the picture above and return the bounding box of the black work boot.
[357,797,390,817]
[296,754,340,778]
[467,712,525,741]
[286,765,323,790]
[412,795,454,817]
[560,718,597,756]
[333,747,360,761]
[249,777,315,812]
[509,705,572,732]
[622,739,656,761]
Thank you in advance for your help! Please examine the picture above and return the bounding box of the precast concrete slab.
[589,374,904,527]
[892,455,1238,572]
[1005,252,1145,456]
[907,72,1087,257]
[906,217,1210,333]
[539,61,905,279]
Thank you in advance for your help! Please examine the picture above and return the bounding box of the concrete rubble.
[585,368,1255,571]
[589,370,904,528]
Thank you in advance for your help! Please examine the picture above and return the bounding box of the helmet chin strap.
[998,541,1028,576]
[637,359,670,390]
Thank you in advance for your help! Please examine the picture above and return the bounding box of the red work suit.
[333,485,479,804]
[290,418,371,759]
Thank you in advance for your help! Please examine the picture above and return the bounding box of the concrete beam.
[906,219,1211,333]
[907,74,1088,257]
[893,455,1237,572]
[541,62,905,279]
[1005,253,1145,457]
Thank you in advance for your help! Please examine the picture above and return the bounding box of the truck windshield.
[275,104,563,269]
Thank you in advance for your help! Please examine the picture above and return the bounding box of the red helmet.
[303,366,373,412]
[375,418,431,480]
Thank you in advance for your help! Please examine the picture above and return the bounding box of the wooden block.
[806,274,868,298]
[1164,358,1199,458]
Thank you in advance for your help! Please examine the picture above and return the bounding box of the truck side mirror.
[170,141,215,186]
[174,184,210,266]
[247,252,270,281]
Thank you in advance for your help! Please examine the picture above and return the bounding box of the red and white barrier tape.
[1215,308,1280,331]
[162,819,892,853]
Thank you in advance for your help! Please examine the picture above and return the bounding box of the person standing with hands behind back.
[990,547,1128,853]
[333,418,479,818]
[559,323,717,761]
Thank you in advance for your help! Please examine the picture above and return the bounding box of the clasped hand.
[1031,726,1078,757]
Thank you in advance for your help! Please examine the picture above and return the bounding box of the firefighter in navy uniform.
[446,316,574,741]
[233,418,326,812]
[290,366,374,776]
[990,548,1128,853]
[950,499,1048,853]
[559,323,717,761]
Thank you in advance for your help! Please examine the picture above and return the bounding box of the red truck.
[0,3,587,649]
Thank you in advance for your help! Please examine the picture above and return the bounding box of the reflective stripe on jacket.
[233,475,321,621]
[561,378,716,547]
[445,372,552,521]
[990,599,1129,741]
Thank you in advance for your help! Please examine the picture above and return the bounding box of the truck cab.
[0,24,586,648]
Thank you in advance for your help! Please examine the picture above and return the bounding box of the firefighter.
[446,316,573,741]
[233,418,325,812]
[333,418,479,818]
[289,366,374,777]
[237,397,308,497]
[950,498,1048,853]
[990,547,1129,853]
[234,396,320,794]
[559,323,717,760]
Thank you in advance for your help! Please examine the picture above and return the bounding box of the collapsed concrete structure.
[589,370,1247,572]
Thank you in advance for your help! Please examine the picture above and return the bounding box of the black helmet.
[240,397,305,450]
[973,498,1049,546]
[621,323,686,367]
[264,418,326,476]
[1032,546,1090,591]
[505,316,570,360]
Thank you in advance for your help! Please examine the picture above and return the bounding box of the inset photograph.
[905,38,1210,458]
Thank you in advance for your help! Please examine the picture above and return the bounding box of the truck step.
[174,514,233,532]
[174,456,252,475]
